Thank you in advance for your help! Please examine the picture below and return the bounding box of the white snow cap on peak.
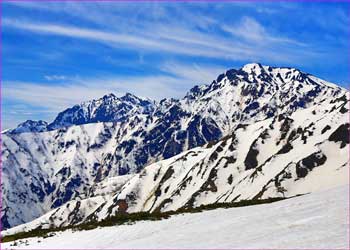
[241,63,265,73]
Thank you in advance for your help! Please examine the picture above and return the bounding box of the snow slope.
[3,185,349,249]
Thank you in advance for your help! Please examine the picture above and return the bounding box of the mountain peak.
[124,92,136,98]
[102,93,117,99]
[8,120,48,134]
[120,92,139,102]
[241,62,263,70]
[241,62,265,73]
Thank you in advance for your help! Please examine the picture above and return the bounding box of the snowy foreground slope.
[2,63,349,230]
[3,185,349,249]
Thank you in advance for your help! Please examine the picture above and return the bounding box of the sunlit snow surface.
[3,185,349,249]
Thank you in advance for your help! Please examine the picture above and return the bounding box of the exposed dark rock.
[296,152,327,178]
[244,140,259,170]
[321,125,331,134]
[227,174,233,185]
[328,123,350,148]
[277,142,293,154]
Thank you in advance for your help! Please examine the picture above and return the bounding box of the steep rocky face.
[1,63,348,229]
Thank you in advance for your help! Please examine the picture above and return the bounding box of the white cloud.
[44,75,67,81]
[222,16,305,46]
[2,17,310,64]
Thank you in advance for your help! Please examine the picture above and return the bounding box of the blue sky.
[2,1,349,130]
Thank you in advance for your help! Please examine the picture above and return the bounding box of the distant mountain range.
[2,63,349,233]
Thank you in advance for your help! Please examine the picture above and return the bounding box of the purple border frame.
[0,0,349,250]
[1,0,350,2]
[0,0,3,248]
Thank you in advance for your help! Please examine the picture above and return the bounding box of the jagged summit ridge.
[48,92,154,131]
[8,120,48,134]
[7,63,344,134]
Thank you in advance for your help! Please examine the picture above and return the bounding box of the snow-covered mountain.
[2,63,349,231]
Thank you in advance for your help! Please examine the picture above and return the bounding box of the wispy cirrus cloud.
[44,75,67,81]
[222,16,306,46]
[2,16,312,64]
[3,2,331,70]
